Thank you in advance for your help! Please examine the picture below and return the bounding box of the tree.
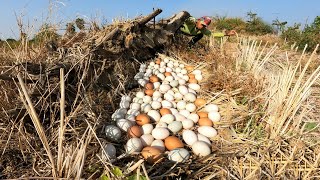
[75,18,85,31]
[272,18,287,35]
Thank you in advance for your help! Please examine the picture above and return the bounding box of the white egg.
[170,80,179,87]
[188,113,200,123]
[170,101,177,108]
[165,76,174,82]
[166,67,173,72]
[182,75,189,81]
[182,119,194,129]
[130,102,141,111]
[162,80,170,85]
[179,64,185,68]
[174,92,184,101]
[152,127,170,140]
[140,134,154,146]
[147,110,161,122]
[177,73,184,78]
[155,122,168,128]
[192,141,211,157]
[167,89,175,95]
[161,100,173,108]
[115,108,127,115]
[195,74,203,81]
[178,79,186,85]
[184,93,197,102]
[170,108,179,115]
[127,109,140,116]
[177,100,187,110]
[188,88,197,95]
[105,125,122,142]
[152,91,162,98]
[175,67,181,73]
[120,100,130,109]
[179,109,190,117]
[168,148,190,163]
[205,104,219,112]
[143,96,152,103]
[159,84,171,93]
[126,138,143,154]
[168,121,183,133]
[192,69,202,75]
[154,64,160,69]
[136,91,145,98]
[116,119,133,132]
[178,86,189,95]
[163,58,170,63]
[208,111,221,122]
[126,114,136,123]
[164,93,174,101]
[174,113,187,121]
[185,103,197,112]
[157,73,165,81]
[198,126,218,138]
[160,114,175,124]
[153,70,160,75]
[146,68,153,74]
[188,83,201,91]
[159,67,166,73]
[141,104,151,113]
[151,101,162,110]
[182,130,198,146]
[150,62,155,66]
[121,95,131,102]
[160,61,166,67]
[153,82,161,89]
[197,134,211,147]
[151,139,165,152]
[102,143,116,159]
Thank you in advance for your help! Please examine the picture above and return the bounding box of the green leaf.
[112,166,123,177]
[100,174,110,180]
[304,122,318,131]
[127,174,147,180]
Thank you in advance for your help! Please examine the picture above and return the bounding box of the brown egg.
[135,114,151,126]
[186,65,194,71]
[160,108,172,116]
[155,58,161,65]
[149,75,159,83]
[145,89,154,96]
[145,82,154,90]
[128,125,143,138]
[188,74,195,79]
[164,72,172,77]
[195,98,206,107]
[198,118,213,126]
[197,111,208,118]
[189,78,198,84]
[164,136,184,151]
[141,146,164,164]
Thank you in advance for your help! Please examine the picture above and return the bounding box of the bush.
[245,17,274,35]
[211,16,246,32]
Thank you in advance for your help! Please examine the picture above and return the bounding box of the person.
[178,16,236,48]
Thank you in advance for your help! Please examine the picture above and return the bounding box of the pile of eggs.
[104,57,221,164]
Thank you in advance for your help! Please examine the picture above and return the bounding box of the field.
[0,8,320,180]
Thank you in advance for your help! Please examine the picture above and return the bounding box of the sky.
[0,0,319,39]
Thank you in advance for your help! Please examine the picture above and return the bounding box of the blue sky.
[1,0,319,39]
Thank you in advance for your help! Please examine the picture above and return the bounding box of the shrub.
[211,16,246,32]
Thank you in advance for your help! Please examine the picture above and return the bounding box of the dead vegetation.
[0,8,319,180]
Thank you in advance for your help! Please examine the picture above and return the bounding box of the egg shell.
[152,91,162,98]
[185,103,197,112]
[136,91,145,98]
[197,134,211,147]
[168,148,190,163]
[185,65,194,71]
[160,108,172,116]
[141,146,164,164]
[177,100,187,110]
[147,110,161,122]
[182,119,194,129]
[188,83,201,91]
[182,130,198,146]
[170,108,179,115]
[142,96,152,104]
[181,69,187,75]
[159,84,171,93]
[164,136,184,151]
[151,139,165,152]
[135,114,150,126]
[142,123,154,134]
[208,111,221,122]
[155,122,168,128]
[168,121,183,133]
[128,125,143,138]
[116,119,133,132]
[198,118,213,126]
[149,75,159,83]
[167,89,175,95]
[192,141,211,157]
[121,95,132,102]
[120,100,130,109]
[192,69,202,75]
[145,83,154,90]
[188,113,200,123]
[179,109,190,118]
[174,113,187,121]
[159,67,166,73]
[163,58,169,63]
[174,92,184,101]
[157,73,165,81]
[178,86,189,95]
[197,111,208,118]
[145,89,154,96]
[188,74,195,79]
[164,93,174,101]
[188,78,198,84]
[130,102,141,111]
[105,125,122,142]
[195,74,203,81]
[179,64,185,68]
[195,98,206,107]
[140,134,154,146]
[151,101,162,110]
[160,114,175,124]
[102,143,117,160]
[166,66,173,71]
[170,80,179,87]
[150,62,155,66]
[205,104,219,112]
[198,126,218,138]
[173,62,179,67]
[178,79,186,85]
[165,76,174,82]
[126,138,143,154]
[164,72,172,76]
[152,127,170,140]
[161,100,173,108]
[184,93,197,102]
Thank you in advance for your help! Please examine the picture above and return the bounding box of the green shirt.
[180,17,225,37]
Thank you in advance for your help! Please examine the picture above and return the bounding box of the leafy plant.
[75,18,85,31]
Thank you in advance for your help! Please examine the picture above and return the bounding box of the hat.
[199,16,212,26]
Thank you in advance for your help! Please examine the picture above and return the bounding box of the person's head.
[196,16,212,29]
